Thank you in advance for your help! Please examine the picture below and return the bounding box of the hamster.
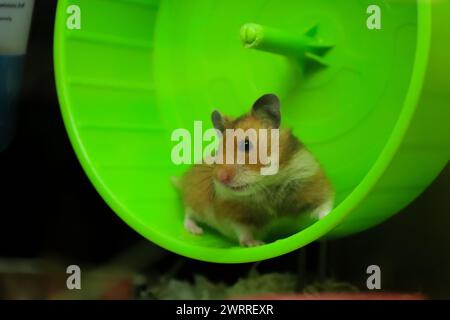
[176,94,334,247]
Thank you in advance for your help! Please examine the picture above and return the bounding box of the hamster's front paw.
[239,232,264,247]
[237,226,264,247]
[240,239,265,247]
[184,216,204,235]
[312,200,334,220]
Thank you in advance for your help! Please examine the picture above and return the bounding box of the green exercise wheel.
[54,0,450,263]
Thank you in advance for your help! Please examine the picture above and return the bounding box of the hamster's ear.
[251,94,281,128]
[211,110,227,132]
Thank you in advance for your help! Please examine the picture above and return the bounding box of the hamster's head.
[210,94,299,199]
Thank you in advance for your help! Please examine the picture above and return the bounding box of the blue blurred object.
[0,55,24,151]
[0,0,35,151]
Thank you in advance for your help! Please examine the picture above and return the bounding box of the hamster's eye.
[239,138,253,153]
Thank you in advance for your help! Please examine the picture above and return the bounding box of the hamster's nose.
[217,167,235,185]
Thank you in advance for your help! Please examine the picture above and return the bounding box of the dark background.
[0,1,449,298]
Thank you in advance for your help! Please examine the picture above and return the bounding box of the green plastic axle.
[240,23,331,64]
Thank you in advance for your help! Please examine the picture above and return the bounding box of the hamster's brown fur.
[178,94,334,246]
